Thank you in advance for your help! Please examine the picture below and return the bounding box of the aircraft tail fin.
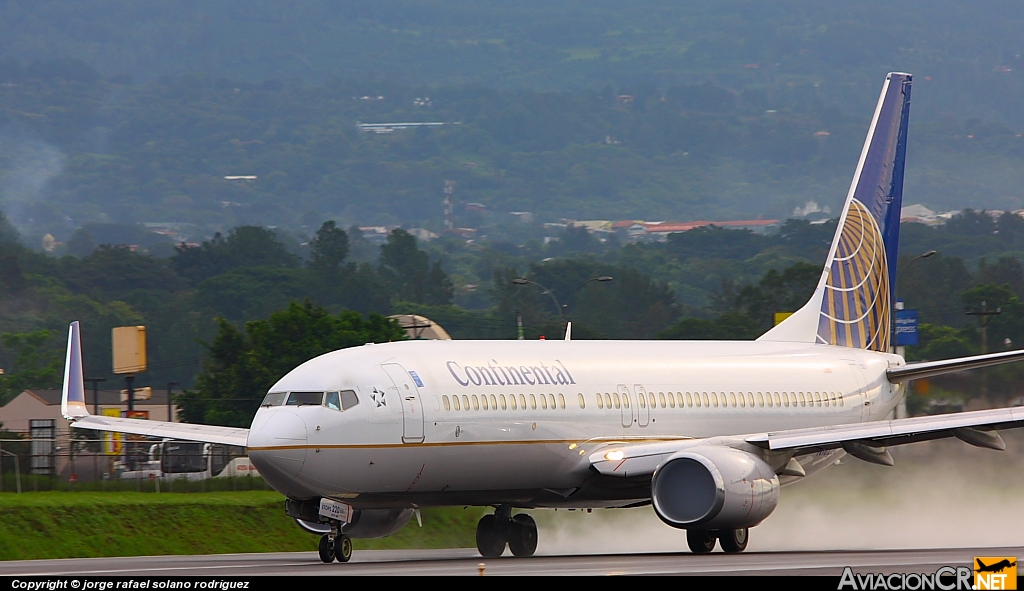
[61,321,89,419]
[759,72,912,351]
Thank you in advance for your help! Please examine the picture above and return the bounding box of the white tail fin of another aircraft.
[759,72,912,351]
[61,320,89,419]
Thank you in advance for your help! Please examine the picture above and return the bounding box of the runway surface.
[2,547,1021,576]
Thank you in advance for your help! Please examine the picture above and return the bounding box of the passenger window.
[558,394,565,409]
[472,395,480,411]
[548,394,556,409]
[839,393,845,406]
[648,393,656,408]
[604,393,612,408]
[814,392,822,406]
[729,392,737,407]
[287,391,324,406]
[443,396,451,411]
[757,392,764,407]
[490,394,498,410]
[261,392,287,407]
[578,393,585,409]
[638,394,646,409]
[481,395,489,410]
[462,395,470,411]
[325,391,342,411]
[659,392,666,408]
[500,394,508,410]
[622,394,629,409]
[340,390,358,410]
[596,394,603,409]
[510,395,517,410]
[530,394,538,410]
[613,393,621,409]
[539,395,547,410]
[519,394,527,409]
[453,395,461,411]
[686,393,693,407]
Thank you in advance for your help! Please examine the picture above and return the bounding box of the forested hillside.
[1,2,1024,240]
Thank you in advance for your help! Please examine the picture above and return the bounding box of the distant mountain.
[2,1,1024,125]
[1,1,1024,238]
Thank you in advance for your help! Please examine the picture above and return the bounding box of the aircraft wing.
[60,321,249,447]
[71,415,249,447]
[590,406,1024,477]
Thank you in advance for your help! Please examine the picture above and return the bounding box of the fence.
[0,434,269,493]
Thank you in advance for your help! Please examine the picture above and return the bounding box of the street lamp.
[512,275,614,337]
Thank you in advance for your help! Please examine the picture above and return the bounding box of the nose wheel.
[475,507,538,558]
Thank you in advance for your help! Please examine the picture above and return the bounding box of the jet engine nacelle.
[651,446,780,530]
[343,508,415,539]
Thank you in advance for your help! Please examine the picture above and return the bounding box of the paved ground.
[1,547,1020,576]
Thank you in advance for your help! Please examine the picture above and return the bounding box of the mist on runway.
[534,432,1024,554]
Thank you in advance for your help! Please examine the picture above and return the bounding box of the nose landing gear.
[475,506,539,558]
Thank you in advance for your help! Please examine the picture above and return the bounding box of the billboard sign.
[895,309,919,346]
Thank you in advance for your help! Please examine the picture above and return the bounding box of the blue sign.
[895,309,918,346]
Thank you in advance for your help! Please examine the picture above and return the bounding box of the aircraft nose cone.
[248,410,308,479]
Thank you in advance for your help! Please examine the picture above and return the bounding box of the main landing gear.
[686,528,748,554]
[318,532,353,563]
[476,506,538,558]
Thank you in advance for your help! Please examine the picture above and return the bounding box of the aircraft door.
[617,384,633,428]
[635,384,650,427]
[382,363,425,443]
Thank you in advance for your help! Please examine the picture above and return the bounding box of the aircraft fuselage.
[246,339,905,508]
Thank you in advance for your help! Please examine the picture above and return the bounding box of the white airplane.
[61,72,1024,563]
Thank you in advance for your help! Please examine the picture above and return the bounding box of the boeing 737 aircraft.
[61,72,1024,563]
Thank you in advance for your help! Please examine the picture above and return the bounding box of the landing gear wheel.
[719,528,748,554]
[686,529,717,554]
[334,534,353,562]
[318,534,335,563]
[476,514,506,558]
[508,513,538,557]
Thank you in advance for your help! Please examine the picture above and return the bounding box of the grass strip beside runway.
[0,491,482,560]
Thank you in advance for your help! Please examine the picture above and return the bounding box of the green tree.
[0,330,62,404]
[182,301,406,426]
[733,262,820,328]
[655,313,763,340]
[379,229,453,306]
[172,226,299,284]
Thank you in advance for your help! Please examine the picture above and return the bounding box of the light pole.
[893,250,937,419]
[167,381,179,423]
[512,276,613,337]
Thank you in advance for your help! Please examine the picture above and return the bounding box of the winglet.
[564,322,572,341]
[61,321,89,420]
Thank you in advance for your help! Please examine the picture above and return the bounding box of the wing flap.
[72,415,249,447]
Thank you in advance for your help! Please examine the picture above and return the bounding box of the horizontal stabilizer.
[71,415,249,447]
[887,348,1024,383]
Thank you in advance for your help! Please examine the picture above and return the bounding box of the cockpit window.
[261,392,287,407]
[287,391,324,406]
[341,390,359,410]
[325,391,341,411]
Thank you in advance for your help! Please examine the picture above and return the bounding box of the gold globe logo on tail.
[818,199,891,352]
